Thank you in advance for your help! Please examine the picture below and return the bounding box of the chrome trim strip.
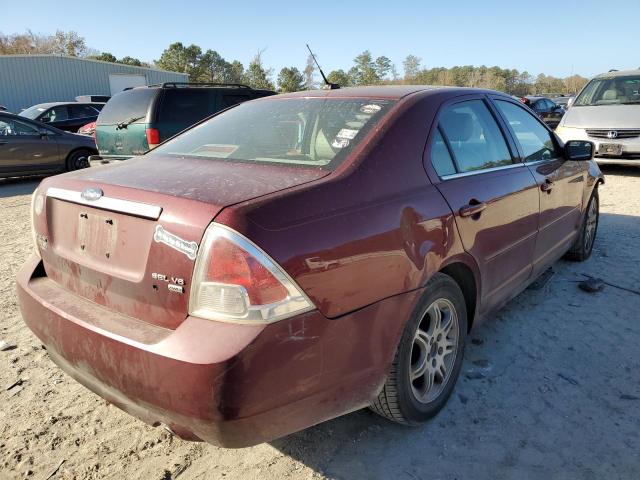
[523,159,550,167]
[440,162,523,180]
[46,187,162,220]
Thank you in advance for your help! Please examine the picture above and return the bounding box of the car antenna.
[306,44,340,90]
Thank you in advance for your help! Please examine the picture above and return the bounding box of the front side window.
[574,75,640,106]
[438,100,512,173]
[40,106,68,122]
[151,98,395,170]
[495,100,559,162]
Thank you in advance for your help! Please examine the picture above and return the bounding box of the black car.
[0,112,97,178]
[521,96,565,129]
[19,102,105,133]
[94,83,276,161]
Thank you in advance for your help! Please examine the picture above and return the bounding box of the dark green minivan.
[94,83,275,161]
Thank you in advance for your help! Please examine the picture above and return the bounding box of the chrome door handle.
[459,201,487,217]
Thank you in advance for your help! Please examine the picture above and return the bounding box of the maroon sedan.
[17,86,603,447]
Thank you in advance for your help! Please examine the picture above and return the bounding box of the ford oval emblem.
[81,187,103,201]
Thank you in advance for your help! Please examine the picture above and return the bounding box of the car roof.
[274,85,504,100]
[594,69,640,79]
[28,102,105,108]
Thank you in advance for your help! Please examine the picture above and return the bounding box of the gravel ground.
[0,165,639,480]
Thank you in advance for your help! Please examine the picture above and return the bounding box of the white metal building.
[0,55,188,112]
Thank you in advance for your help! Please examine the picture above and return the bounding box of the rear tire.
[370,273,467,425]
[565,188,599,262]
[66,149,91,171]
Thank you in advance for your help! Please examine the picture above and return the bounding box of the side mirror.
[566,97,574,109]
[565,140,593,161]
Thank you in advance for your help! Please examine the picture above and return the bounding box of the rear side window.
[430,129,457,176]
[157,89,217,124]
[0,117,39,136]
[97,89,157,125]
[221,94,251,108]
[495,100,559,162]
[69,104,98,119]
[438,100,512,173]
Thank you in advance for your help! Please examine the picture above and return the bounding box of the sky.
[2,0,639,79]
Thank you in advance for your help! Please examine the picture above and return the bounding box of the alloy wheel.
[584,196,598,252]
[409,298,459,404]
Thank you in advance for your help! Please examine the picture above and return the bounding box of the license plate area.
[77,211,118,260]
[47,198,155,283]
[598,143,623,156]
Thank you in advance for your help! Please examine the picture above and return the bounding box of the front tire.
[565,188,599,262]
[370,273,467,425]
[66,149,91,171]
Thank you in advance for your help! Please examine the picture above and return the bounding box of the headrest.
[602,89,618,101]
[441,111,474,142]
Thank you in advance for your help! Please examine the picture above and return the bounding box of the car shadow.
[599,163,640,177]
[0,177,42,198]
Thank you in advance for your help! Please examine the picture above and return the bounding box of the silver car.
[556,69,640,164]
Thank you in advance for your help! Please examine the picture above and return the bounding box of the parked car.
[19,102,105,132]
[556,69,640,164]
[553,95,574,109]
[93,82,276,161]
[0,111,97,178]
[75,95,111,103]
[78,121,96,137]
[18,86,602,448]
[521,96,565,128]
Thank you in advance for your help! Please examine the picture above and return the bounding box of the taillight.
[146,128,160,148]
[30,188,45,257]
[189,223,314,324]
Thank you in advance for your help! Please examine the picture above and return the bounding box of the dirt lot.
[1,165,639,480]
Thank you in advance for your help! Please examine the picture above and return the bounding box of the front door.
[0,115,59,174]
[427,97,540,313]
[492,98,588,276]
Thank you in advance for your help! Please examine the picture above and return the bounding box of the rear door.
[425,96,540,312]
[68,104,101,131]
[492,97,588,276]
[0,115,59,173]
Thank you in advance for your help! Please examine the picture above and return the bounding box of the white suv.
[556,69,640,164]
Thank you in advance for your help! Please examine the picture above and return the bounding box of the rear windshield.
[97,88,157,125]
[157,89,217,124]
[574,75,640,106]
[150,97,395,170]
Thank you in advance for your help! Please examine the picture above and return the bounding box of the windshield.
[574,75,640,106]
[19,105,48,119]
[150,97,395,170]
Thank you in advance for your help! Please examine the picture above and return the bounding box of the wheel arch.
[64,146,97,170]
[438,261,478,332]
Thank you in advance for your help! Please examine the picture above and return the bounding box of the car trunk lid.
[36,156,329,329]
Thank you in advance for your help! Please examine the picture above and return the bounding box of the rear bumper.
[17,254,418,447]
